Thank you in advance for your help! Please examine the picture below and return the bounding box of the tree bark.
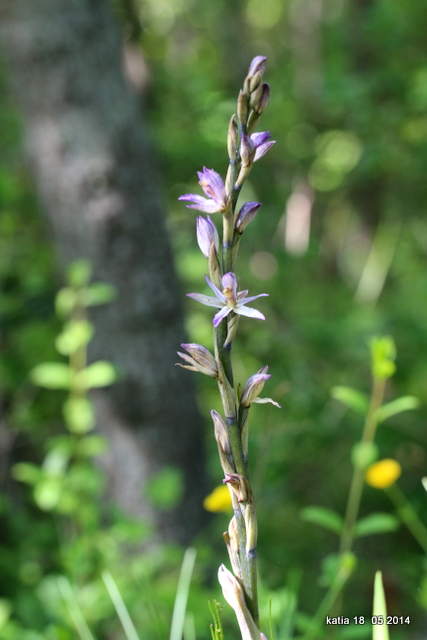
[0,0,209,543]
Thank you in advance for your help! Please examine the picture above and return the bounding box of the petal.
[252,397,281,408]
[179,194,222,213]
[205,275,226,303]
[187,292,222,308]
[238,293,269,304]
[254,140,276,162]
[213,306,232,327]
[176,352,196,366]
[198,167,226,205]
[235,305,265,321]
[250,131,271,147]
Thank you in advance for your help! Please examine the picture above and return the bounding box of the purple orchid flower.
[179,167,227,213]
[240,366,281,408]
[196,215,219,257]
[187,272,268,327]
[245,131,276,162]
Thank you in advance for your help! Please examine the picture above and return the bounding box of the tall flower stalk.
[177,57,279,639]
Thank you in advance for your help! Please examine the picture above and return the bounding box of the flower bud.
[218,565,262,640]
[176,344,218,377]
[248,55,267,78]
[237,90,248,125]
[254,83,270,115]
[241,367,270,406]
[249,70,263,93]
[240,133,256,168]
[227,114,239,161]
[250,81,264,111]
[211,410,231,455]
[244,501,258,558]
[223,516,241,578]
[235,202,261,234]
[196,215,219,258]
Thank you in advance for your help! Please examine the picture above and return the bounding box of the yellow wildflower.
[203,485,233,512]
[365,458,402,489]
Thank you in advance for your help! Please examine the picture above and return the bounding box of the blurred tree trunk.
[0,0,209,543]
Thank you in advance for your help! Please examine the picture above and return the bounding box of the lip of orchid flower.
[187,272,268,328]
[178,167,227,213]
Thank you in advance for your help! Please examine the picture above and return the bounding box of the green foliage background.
[2,0,427,637]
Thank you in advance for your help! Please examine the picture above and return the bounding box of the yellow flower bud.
[365,458,402,489]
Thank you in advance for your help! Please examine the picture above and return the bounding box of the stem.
[339,376,387,555]
[299,556,353,640]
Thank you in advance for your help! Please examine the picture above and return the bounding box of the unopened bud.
[176,344,218,377]
[254,83,270,115]
[244,501,258,558]
[248,55,267,79]
[211,410,231,455]
[212,410,234,474]
[250,82,264,111]
[218,565,262,640]
[227,114,239,161]
[197,215,219,258]
[237,90,249,125]
[240,133,256,168]
[235,202,261,234]
[224,312,239,347]
[249,70,263,93]
[223,516,241,577]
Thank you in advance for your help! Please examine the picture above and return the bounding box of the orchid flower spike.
[187,272,268,328]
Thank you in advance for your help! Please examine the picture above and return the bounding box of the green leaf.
[63,397,95,434]
[300,506,343,535]
[30,362,71,389]
[354,513,400,538]
[55,320,94,356]
[0,599,12,630]
[12,462,41,486]
[376,396,420,423]
[373,571,389,640]
[84,283,116,306]
[42,448,70,475]
[55,287,77,317]
[351,442,378,470]
[75,361,117,388]
[67,259,92,288]
[34,477,62,511]
[75,435,108,457]
[331,386,369,415]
